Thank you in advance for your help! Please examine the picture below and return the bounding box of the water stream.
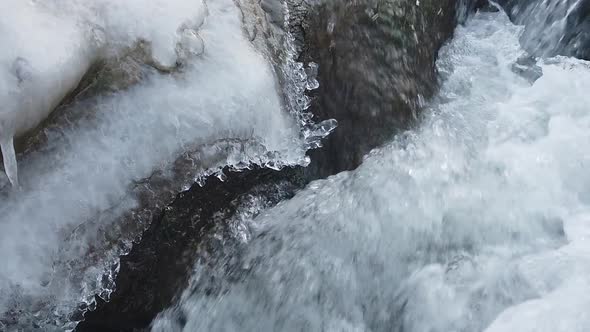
[152,6,590,332]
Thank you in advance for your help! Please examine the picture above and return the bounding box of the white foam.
[482,210,590,332]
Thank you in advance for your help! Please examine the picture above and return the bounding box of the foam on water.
[0,0,312,329]
[152,8,590,332]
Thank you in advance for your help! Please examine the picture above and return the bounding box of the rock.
[1,0,210,187]
[0,1,102,186]
[14,49,147,157]
[477,0,501,13]
[295,0,459,177]
[76,166,307,332]
[512,54,543,83]
[75,1,466,331]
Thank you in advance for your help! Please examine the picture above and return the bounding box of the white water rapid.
[152,6,590,332]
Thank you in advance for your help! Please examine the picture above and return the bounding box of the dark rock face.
[76,166,307,332]
[76,0,464,331]
[297,0,459,177]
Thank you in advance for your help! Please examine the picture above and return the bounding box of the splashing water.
[152,7,590,332]
[502,0,590,58]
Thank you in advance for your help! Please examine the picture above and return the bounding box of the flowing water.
[151,5,590,332]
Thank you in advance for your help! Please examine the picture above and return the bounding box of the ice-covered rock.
[0,0,209,186]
